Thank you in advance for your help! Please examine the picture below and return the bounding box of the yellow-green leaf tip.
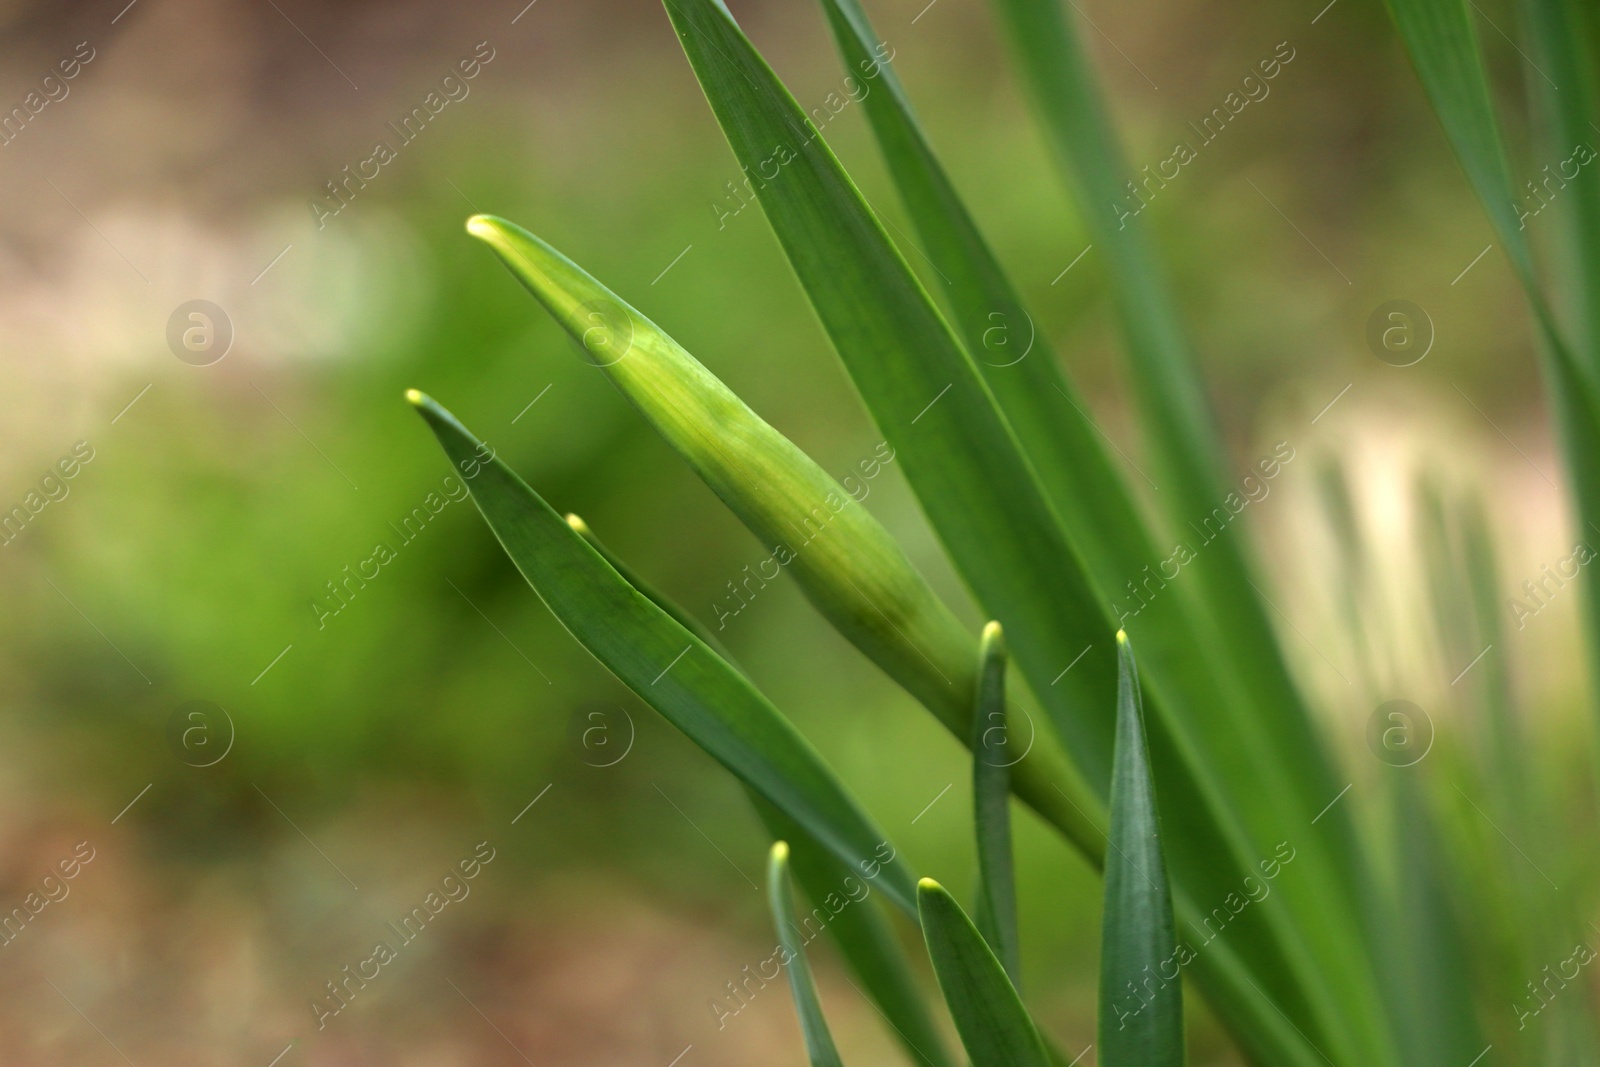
[465,214,502,241]
[565,513,591,535]
[982,620,1003,642]
[917,877,942,892]
[771,840,790,863]
[404,388,426,406]
[1116,628,1128,644]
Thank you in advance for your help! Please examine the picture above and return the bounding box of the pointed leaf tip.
[465,213,502,240]
[981,620,1004,648]
[407,394,919,915]
[917,875,1051,1067]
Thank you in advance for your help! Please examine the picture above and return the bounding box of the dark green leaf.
[408,389,917,913]
[660,0,1121,795]
[762,801,958,1067]
[1099,633,1183,1067]
[971,621,1019,988]
[770,841,847,1067]
[569,512,955,1067]
[918,878,1051,1067]
[467,212,1107,861]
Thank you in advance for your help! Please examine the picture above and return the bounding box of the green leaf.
[1381,0,1535,284]
[971,622,1019,988]
[986,2,1394,1059]
[659,0,1122,795]
[1378,0,1600,442]
[986,0,1363,876]
[407,389,917,914]
[1519,0,1600,367]
[917,878,1052,1067]
[814,0,1161,601]
[569,512,955,1067]
[986,0,1225,499]
[1382,775,1486,1067]
[770,841,847,1067]
[467,215,974,738]
[759,800,958,1067]
[565,512,744,671]
[663,2,1381,1063]
[1099,633,1183,1067]
[466,212,1106,862]
[1385,0,1600,828]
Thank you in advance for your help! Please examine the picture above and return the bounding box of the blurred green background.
[0,0,1586,1062]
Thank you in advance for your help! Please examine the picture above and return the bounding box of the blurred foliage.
[0,0,1586,1061]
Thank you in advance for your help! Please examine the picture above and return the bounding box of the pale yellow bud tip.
[771,840,790,862]
[404,388,424,405]
[1116,628,1128,644]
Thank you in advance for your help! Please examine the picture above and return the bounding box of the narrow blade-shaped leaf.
[659,4,1375,1062]
[1519,0,1600,365]
[1384,0,1600,790]
[918,878,1051,1067]
[1382,0,1536,284]
[815,0,1160,601]
[1100,633,1182,1067]
[1383,776,1486,1067]
[565,512,745,671]
[663,4,1385,1062]
[972,621,1019,988]
[467,213,1106,861]
[407,389,918,913]
[988,2,1393,1057]
[759,799,957,1067]
[570,511,954,1067]
[770,841,847,1067]
[660,0,1121,788]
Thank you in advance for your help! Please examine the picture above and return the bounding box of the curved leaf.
[971,621,1019,987]
[760,799,957,1067]
[988,1,1393,1058]
[1099,633,1182,1067]
[658,3,1364,1063]
[770,841,848,1067]
[918,878,1051,1067]
[407,389,917,913]
[660,0,1122,793]
[466,213,1105,860]
[571,510,955,1067]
